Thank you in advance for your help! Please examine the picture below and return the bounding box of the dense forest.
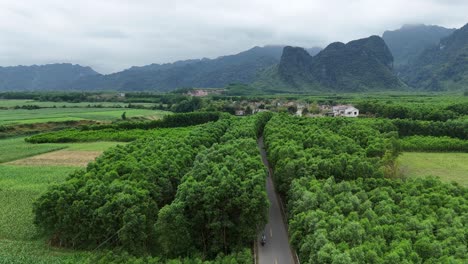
[33,113,273,263]
[263,114,467,263]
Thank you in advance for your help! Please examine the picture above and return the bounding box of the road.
[257,136,295,264]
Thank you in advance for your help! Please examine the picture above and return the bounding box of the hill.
[68,45,288,91]
[401,23,468,90]
[255,36,403,93]
[0,64,98,91]
[383,24,455,67]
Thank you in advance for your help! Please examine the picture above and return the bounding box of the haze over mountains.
[0,23,467,93]
[382,24,456,67]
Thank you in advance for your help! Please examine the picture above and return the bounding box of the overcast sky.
[0,0,467,74]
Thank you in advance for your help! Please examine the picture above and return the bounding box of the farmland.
[0,165,93,264]
[0,93,466,263]
[0,138,125,263]
[0,108,170,125]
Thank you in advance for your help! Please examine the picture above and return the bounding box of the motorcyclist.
[261,233,266,246]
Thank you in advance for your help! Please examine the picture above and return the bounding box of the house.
[188,90,209,97]
[235,110,245,116]
[332,105,359,117]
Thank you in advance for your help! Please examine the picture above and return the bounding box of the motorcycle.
[260,234,266,246]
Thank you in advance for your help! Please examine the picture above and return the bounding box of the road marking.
[275,258,278,264]
[270,228,273,238]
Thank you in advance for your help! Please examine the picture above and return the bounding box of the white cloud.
[0,0,466,73]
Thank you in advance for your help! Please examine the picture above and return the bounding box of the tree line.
[26,112,223,143]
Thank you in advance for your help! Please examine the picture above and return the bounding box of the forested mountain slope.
[401,23,468,90]
[0,64,98,91]
[68,46,287,91]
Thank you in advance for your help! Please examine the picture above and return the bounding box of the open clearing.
[398,152,468,187]
[8,150,103,167]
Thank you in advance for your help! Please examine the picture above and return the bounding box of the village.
[232,101,359,117]
[186,89,360,117]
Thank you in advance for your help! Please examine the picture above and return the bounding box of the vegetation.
[263,114,467,263]
[289,177,467,263]
[264,115,398,196]
[401,23,468,90]
[393,119,467,139]
[0,137,67,163]
[32,113,272,261]
[26,112,222,143]
[0,165,92,263]
[400,136,468,152]
[256,36,402,92]
[0,108,169,125]
[398,152,468,187]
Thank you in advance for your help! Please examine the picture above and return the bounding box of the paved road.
[257,136,295,264]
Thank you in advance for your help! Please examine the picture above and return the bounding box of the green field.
[0,165,92,263]
[0,99,154,108]
[0,139,123,263]
[0,108,170,125]
[0,137,67,163]
[398,152,468,187]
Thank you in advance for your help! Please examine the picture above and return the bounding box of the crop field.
[0,139,123,263]
[0,165,92,263]
[398,152,468,187]
[0,108,170,125]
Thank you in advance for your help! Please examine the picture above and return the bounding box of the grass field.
[398,152,468,187]
[0,108,170,125]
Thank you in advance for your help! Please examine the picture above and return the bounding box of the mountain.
[401,23,468,90]
[69,45,288,91]
[306,47,322,57]
[255,36,403,92]
[383,24,456,67]
[0,64,98,91]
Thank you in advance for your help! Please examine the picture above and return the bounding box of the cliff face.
[274,36,402,92]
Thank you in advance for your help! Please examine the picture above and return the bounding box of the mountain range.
[0,22,467,93]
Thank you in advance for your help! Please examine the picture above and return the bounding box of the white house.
[332,105,359,117]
